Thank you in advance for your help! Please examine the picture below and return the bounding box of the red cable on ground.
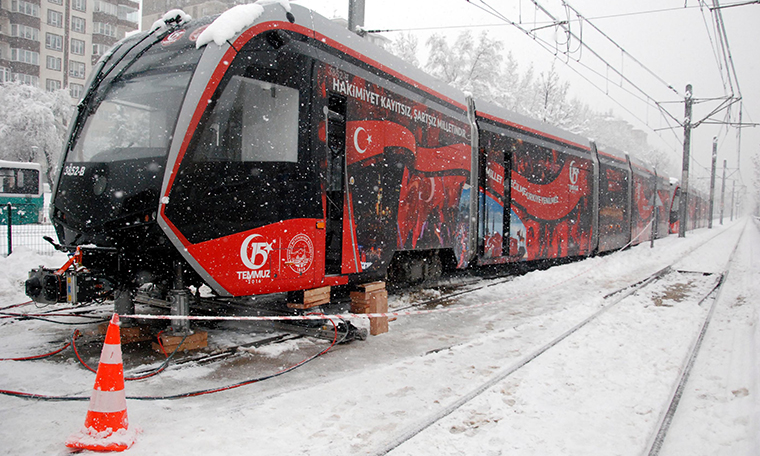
[0,341,72,361]
[156,330,168,358]
[70,330,97,374]
[123,332,188,381]
[0,301,32,312]
[1,315,343,401]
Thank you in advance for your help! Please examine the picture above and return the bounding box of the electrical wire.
[130,314,341,400]
[0,314,109,325]
[69,329,189,381]
[698,0,730,95]
[466,0,686,151]
[366,3,725,34]
[561,1,680,97]
[463,0,685,144]
[711,0,742,99]
[463,0,756,162]
[0,301,32,312]
[0,340,73,361]
[1,311,106,320]
[0,316,343,401]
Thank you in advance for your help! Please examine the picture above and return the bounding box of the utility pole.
[737,104,743,169]
[720,159,727,224]
[730,180,736,221]
[679,84,693,238]
[708,137,717,228]
[348,0,365,34]
[651,169,658,248]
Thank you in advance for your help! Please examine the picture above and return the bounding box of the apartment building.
[0,0,139,101]
[141,0,234,31]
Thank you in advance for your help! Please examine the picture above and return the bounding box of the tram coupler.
[25,245,117,304]
[25,267,113,304]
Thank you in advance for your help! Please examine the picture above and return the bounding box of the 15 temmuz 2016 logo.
[237,234,273,281]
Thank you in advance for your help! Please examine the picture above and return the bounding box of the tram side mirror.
[265,30,290,49]
[286,12,295,23]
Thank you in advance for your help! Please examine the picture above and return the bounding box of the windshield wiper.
[70,24,185,150]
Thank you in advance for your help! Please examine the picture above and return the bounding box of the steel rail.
[644,218,748,456]
[373,221,745,455]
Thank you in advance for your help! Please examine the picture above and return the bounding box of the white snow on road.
[0,218,757,455]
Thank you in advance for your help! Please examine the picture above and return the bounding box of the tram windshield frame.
[65,35,204,165]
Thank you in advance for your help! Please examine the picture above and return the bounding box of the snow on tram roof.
[474,97,592,152]
[196,0,292,48]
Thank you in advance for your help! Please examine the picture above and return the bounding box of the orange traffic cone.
[66,313,138,452]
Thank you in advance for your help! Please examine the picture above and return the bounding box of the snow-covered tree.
[425,31,507,103]
[499,54,533,113]
[0,82,74,183]
[386,32,421,69]
[528,62,576,130]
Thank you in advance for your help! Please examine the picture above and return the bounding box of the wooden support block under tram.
[287,285,331,309]
[152,331,208,353]
[98,322,152,344]
[350,282,389,335]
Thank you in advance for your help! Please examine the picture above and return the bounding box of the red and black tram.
[26,3,707,310]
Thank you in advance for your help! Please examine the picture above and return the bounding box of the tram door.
[324,94,347,274]
[478,129,512,261]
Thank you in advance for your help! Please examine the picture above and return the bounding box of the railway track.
[644,219,751,456]
[8,221,740,385]
[0,222,750,455]
[373,220,747,455]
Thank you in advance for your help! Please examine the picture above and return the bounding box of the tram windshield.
[53,32,204,232]
[66,37,203,164]
[68,72,192,163]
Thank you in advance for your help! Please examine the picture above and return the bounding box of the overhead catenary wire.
[472,0,753,165]
[461,0,686,149]
[698,1,731,96]
[365,2,747,33]
[372,0,750,162]
[559,1,680,97]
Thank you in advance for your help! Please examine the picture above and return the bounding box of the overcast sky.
[295,0,759,204]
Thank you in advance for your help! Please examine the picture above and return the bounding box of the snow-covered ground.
[0,218,757,455]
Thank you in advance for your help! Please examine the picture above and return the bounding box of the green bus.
[0,160,44,224]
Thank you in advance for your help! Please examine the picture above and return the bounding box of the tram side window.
[166,41,319,244]
[241,80,298,163]
[193,76,298,163]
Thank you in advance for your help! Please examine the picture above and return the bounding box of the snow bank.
[1,220,756,455]
[0,246,68,302]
